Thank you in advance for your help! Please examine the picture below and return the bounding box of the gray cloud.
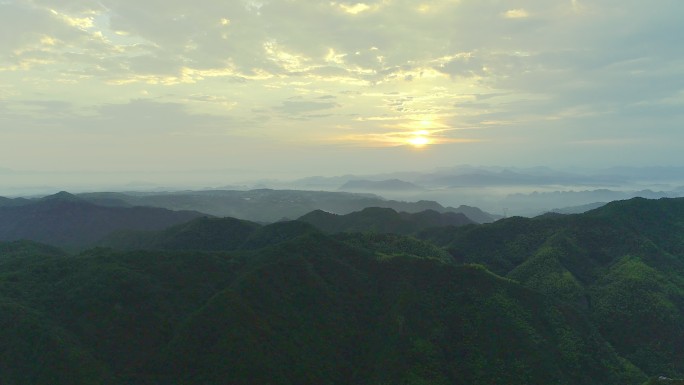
[274,100,340,115]
[0,98,246,135]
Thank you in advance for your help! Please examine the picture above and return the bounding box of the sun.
[407,132,431,147]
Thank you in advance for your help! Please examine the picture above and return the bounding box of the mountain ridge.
[0,192,208,249]
[298,207,475,235]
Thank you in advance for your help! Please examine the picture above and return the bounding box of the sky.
[1,0,684,185]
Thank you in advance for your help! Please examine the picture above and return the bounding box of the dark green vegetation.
[644,379,684,385]
[0,234,641,385]
[298,207,474,234]
[417,197,684,378]
[100,207,473,251]
[4,196,684,384]
[0,192,206,250]
[77,189,499,223]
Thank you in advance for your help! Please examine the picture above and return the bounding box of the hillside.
[100,216,262,251]
[298,207,474,234]
[417,197,684,376]
[0,236,643,385]
[77,189,499,223]
[0,192,206,249]
[6,196,684,383]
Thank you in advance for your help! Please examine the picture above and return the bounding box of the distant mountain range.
[0,187,496,250]
[77,189,499,223]
[281,166,684,217]
[290,165,684,190]
[100,207,475,251]
[338,179,425,192]
[549,201,607,214]
[503,189,682,216]
[298,207,474,234]
[0,192,206,249]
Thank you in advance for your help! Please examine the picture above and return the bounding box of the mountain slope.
[417,197,684,377]
[0,234,645,385]
[0,192,206,249]
[298,207,475,235]
[78,189,499,223]
[100,216,261,251]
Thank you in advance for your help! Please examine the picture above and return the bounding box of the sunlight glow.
[408,133,431,147]
[408,136,429,146]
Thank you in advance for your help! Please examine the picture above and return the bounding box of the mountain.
[0,236,644,385]
[78,189,499,223]
[417,197,684,377]
[549,201,607,214]
[338,179,425,192]
[9,195,684,383]
[415,168,613,188]
[501,189,679,216]
[0,191,207,249]
[298,207,475,235]
[450,204,499,223]
[100,216,262,251]
[101,217,323,252]
[0,196,31,207]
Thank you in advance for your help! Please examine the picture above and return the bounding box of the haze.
[1,0,683,191]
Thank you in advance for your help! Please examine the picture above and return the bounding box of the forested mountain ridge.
[99,216,263,251]
[100,207,473,251]
[417,197,684,376]
[298,207,474,234]
[0,234,644,385]
[0,192,207,250]
[4,196,684,384]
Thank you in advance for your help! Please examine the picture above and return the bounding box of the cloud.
[0,98,250,136]
[3,0,684,171]
[274,100,340,115]
[333,2,373,15]
[503,9,529,19]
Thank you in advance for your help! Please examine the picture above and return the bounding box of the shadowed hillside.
[6,196,684,383]
[0,236,644,385]
[77,189,499,223]
[298,207,474,234]
[0,192,206,250]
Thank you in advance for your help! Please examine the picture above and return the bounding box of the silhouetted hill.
[449,204,499,223]
[100,218,324,252]
[0,192,207,249]
[100,217,261,251]
[41,191,81,202]
[78,189,498,223]
[419,169,588,187]
[298,207,474,235]
[338,179,425,191]
[549,201,607,214]
[501,189,679,216]
[0,196,31,207]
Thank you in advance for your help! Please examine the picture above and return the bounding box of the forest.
[2,195,684,384]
